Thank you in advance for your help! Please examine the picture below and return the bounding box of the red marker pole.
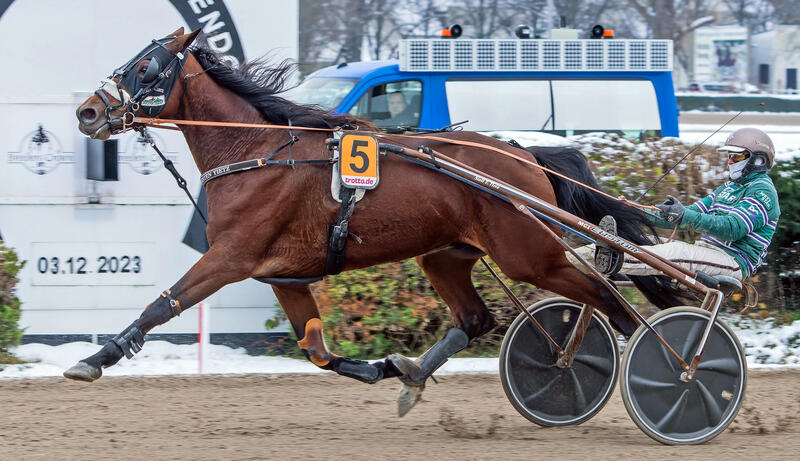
[198,302,210,374]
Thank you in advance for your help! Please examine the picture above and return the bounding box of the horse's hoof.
[397,382,425,417]
[63,362,102,382]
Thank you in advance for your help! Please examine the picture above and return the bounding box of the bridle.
[92,37,190,137]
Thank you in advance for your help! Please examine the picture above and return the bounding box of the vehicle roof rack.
[399,39,673,72]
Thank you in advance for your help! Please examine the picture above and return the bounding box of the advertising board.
[0,0,298,339]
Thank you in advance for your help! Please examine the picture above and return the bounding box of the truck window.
[551,80,660,135]
[284,78,357,110]
[445,80,552,131]
[348,80,422,129]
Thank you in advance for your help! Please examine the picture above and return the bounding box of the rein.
[634,110,746,202]
[136,127,207,223]
[133,116,659,213]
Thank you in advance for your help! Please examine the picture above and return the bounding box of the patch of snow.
[483,127,800,161]
[481,131,573,147]
[3,319,800,380]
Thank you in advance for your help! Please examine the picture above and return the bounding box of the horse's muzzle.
[79,106,98,125]
[77,119,111,140]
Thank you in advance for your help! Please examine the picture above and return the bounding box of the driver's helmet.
[718,127,775,169]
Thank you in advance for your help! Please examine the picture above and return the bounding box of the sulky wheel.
[620,306,746,445]
[499,297,619,426]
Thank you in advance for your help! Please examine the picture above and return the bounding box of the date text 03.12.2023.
[36,256,142,275]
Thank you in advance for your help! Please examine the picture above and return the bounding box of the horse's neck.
[176,77,270,173]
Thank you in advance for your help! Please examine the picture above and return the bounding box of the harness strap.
[199,135,321,186]
[739,279,759,313]
[325,187,358,275]
[254,275,324,285]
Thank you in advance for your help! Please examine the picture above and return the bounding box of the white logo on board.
[118,131,178,175]
[7,125,75,175]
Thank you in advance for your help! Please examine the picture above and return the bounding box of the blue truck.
[288,37,679,138]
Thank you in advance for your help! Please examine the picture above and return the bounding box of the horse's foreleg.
[271,284,402,384]
[63,245,251,381]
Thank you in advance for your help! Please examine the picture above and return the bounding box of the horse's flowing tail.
[526,146,685,309]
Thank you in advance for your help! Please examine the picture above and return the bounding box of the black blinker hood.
[113,37,187,117]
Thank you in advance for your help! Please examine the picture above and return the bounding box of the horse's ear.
[166,27,185,38]
[167,28,202,52]
[182,28,202,49]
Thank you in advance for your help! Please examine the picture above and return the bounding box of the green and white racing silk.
[654,171,780,278]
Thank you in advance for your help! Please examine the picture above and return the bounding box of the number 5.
[349,140,370,173]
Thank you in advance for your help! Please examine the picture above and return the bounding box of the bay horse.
[68,28,680,413]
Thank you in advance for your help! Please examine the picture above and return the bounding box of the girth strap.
[325,186,358,275]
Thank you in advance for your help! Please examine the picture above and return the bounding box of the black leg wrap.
[113,321,146,359]
[376,358,403,379]
[332,357,385,384]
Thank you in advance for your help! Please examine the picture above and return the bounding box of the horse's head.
[76,27,200,140]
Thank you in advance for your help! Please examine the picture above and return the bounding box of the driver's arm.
[645,192,716,230]
[680,187,775,241]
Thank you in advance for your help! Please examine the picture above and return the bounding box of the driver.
[578,127,780,282]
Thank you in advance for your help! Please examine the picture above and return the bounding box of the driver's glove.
[656,195,685,224]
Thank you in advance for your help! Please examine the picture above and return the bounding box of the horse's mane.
[192,45,373,130]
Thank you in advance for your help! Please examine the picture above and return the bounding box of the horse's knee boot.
[389,328,468,384]
[113,321,146,359]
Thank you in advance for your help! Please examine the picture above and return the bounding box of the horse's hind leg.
[388,246,495,415]
[271,284,402,384]
[416,245,495,338]
[63,245,252,381]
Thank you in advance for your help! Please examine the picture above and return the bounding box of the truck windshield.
[283,77,357,110]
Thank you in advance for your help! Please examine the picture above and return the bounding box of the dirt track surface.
[1,370,799,460]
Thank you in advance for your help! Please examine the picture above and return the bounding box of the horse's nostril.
[80,107,98,123]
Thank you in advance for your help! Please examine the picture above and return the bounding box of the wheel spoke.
[512,350,552,370]
[573,353,613,376]
[680,319,705,361]
[559,313,583,349]
[654,336,678,373]
[655,389,689,433]
[696,357,741,376]
[569,368,587,411]
[535,308,567,344]
[628,374,678,390]
[524,321,558,355]
[523,374,562,406]
[695,379,722,426]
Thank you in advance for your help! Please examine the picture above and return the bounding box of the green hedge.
[677,95,800,113]
[307,259,553,359]
[0,242,24,362]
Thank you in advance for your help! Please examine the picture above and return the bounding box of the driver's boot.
[594,215,624,276]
